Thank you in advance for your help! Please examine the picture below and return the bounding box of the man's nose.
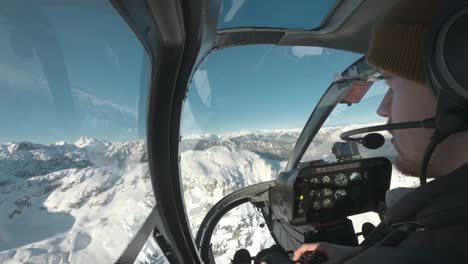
[377,90,391,118]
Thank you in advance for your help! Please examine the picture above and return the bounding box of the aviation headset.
[341,0,468,184]
[418,0,468,183]
[426,0,468,121]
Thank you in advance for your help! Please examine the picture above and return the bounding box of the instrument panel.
[296,164,360,212]
[272,157,392,225]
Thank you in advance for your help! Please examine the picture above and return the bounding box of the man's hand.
[293,243,362,263]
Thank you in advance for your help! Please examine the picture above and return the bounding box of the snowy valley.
[0,125,419,264]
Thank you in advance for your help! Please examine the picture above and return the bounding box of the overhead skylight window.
[218,0,338,30]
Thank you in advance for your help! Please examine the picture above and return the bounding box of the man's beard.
[388,117,424,177]
[392,136,442,178]
[393,141,420,177]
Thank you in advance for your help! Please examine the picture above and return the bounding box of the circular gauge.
[309,189,320,198]
[316,190,322,199]
[334,173,349,187]
[350,171,362,182]
[309,177,320,186]
[312,200,321,210]
[334,189,348,200]
[322,198,334,208]
[322,188,333,197]
[322,175,332,184]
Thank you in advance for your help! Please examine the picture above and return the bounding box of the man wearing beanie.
[289,0,468,263]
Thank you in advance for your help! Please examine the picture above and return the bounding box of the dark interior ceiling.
[214,0,401,54]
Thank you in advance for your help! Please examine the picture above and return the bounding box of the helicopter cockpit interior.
[193,57,395,264]
[2,0,467,264]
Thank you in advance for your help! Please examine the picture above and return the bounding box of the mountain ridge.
[0,125,418,264]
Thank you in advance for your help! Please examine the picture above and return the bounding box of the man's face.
[376,70,437,176]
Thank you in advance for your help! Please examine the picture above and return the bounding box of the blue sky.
[181,45,387,135]
[0,0,385,144]
[218,0,337,29]
[181,1,388,136]
[0,1,149,144]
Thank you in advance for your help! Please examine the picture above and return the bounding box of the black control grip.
[299,251,328,264]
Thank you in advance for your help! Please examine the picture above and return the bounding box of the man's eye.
[370,73,388,82]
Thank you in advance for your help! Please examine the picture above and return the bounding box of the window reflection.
[0,1,161,263]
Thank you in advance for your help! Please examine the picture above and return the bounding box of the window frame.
[284,56,377,171]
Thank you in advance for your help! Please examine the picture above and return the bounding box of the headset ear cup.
[425,4,468,109]
[425,9,440,97]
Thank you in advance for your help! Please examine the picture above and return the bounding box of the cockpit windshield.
[217,0,338,29]
[180,45,360,263]
[301,71,393,164]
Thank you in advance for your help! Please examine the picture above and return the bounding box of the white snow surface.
[0,125,419,264]
[181,146,283,264]
[179,125,418,264]
[0,138,155,264]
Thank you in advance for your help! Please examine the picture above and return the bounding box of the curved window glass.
[300,80,420,189]
[218,0,338,30]
[301,81,393,163]
[180,45,360,263]
[0,1,166,263]
[135,235,170,264]
[300,79,420,239]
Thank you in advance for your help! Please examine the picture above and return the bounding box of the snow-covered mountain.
[181,146,283,263]
[181,129,302,160]
[179,126,417,264]
[0,125,419,264]
[180,124,396,163]
[0,137,155,264]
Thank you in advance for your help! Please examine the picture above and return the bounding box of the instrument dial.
[334,189,348,200]
[312,200,321,210]
[309,189,321,199]
[322,188,333,197]
[334,173,349,187]
[309,177,320,186]
[350,171,363,182]
[322,198,334,208]
[322,175,331,184]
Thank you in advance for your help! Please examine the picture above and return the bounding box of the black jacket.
[349,163,468,263]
